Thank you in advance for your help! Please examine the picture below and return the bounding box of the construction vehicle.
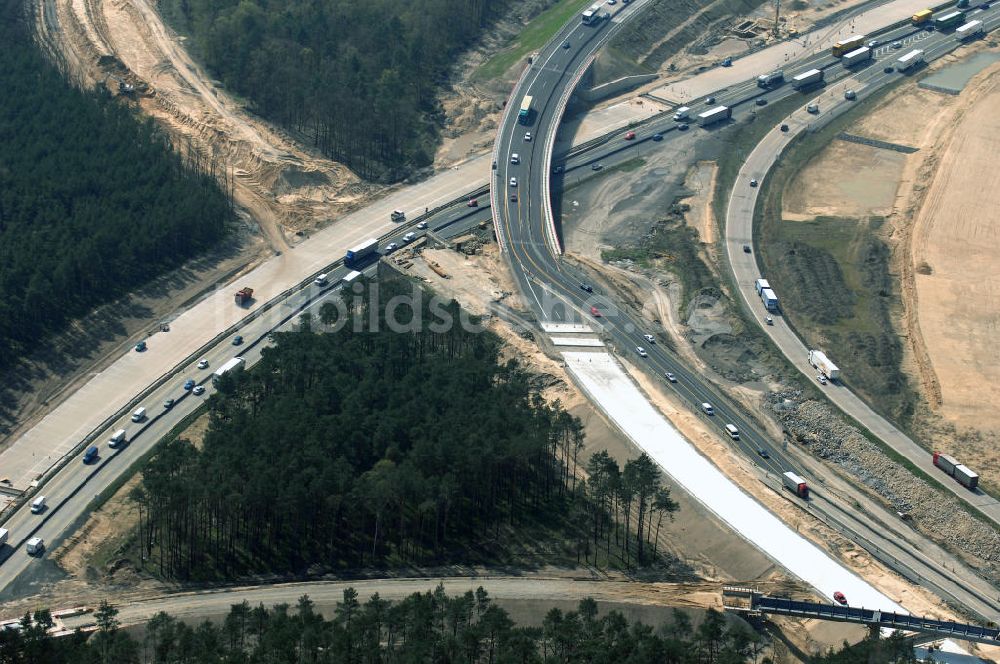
[235,287,254,306]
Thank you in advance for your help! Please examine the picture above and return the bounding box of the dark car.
[184,378,195,391]
[652,133,663,141]
[83,446,99,464]
[705,96,716,104]
[591,163,603,171]
[780,124,789,132]
[134,341,147,352]
[232,335,243,346]
[833,591,847,605]
[755,97,767,106]
[678,123,689,131]
[163,398,175,409]
[467,198,478,207]
[552,164,564,174]
[563,41,571,49]
[510,193,518,202]
[757,447,770,459]
[580,283,594,293]
[743,244,751,253]
[884,66,894,73]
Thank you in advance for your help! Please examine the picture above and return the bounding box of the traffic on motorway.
[0,197,489,588]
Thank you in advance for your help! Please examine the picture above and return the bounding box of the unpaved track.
[33,0,379,253]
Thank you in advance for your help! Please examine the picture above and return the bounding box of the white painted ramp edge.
[540,323,592,333]
[562,351,901,612]
[550,337,604,347]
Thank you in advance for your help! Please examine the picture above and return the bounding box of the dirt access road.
[34,0,376,253]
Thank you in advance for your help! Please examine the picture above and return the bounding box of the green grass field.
[475,0,595,81]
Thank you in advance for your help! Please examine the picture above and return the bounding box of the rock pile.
[768,391,1000,582]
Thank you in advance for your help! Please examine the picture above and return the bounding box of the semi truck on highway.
[808,350,840,380]
[518,95,534,124]
[791,68,824,90]
[697,106,731,127]
[783,472,810,498]
[842,46,872,67]
[757,70,784,88]
[896,49,925,71]
[955,20,984,40]
[581,3,604,25]
[832,35,865,57]
[345,238,379,268]
[934,10,966,29]
[933,452,980,489]
[912,8,933,24]
[754,278,770,295]
[760,288,779,311]
[212,357,245,385]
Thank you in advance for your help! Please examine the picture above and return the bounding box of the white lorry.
[808,350,840,380]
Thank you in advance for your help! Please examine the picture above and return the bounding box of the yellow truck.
[912,8,933,25]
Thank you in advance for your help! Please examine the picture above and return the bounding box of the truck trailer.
[757,70,784,88]
[581,3,604,24]
[955,20,984,40]
[697,105,731,127]
[896,49,925,71]
[842,46,873,67]
[934,10,966,29]
[832,35,865,57]
[783,472,809,498]
[911,8,933,24]
[345,238,379,268]
[933,451,980,489]
[808,350,840,380]
[754,278,770,295]
[760,288,779,311]
[791,68,824,90]
[212,357,245,385]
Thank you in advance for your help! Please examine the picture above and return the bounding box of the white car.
[510,153,520,164]
[385,242,398,252]
[197,358,209,369]
[509,177,517,187]
[416,221,428,230]
[665,372,677,383]
[817,374,828,385]
[643,334,655,344]
[403,232,416,243]
[524,132,532,142]
[636,346,648,358]
[192,385,206,395]
[701,402,715,415]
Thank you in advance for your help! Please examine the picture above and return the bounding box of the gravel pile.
[768,392,1000,581]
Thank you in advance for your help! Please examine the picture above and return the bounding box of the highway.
[490,0,1000,625]
[0,201,488,594]
[724,8,1000,524]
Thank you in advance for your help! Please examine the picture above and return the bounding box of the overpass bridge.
[723,588,1000,646]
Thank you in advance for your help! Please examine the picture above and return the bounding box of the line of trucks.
[933,451,979,489]
[754,278,780,312]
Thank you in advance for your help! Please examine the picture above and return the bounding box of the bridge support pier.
[868,624,880,641]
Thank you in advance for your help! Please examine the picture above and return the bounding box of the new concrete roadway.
[724,10,1000,524]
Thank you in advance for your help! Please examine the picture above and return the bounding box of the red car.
[590,306,602,317]
[833,591,847,605]
[624,131,636,140]
[467,198,478,207]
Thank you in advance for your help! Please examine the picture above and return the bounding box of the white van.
[673,106,691,121]
[31,496,46,514]
[131,407,146,423]
[701,402,715,415]
[314,273,328,286]
[109,429,127,448]
[26,537,44,555]
[725,424,740,440]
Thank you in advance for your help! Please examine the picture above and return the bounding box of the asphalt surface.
[724,7,1000,526]
[0,203,488,596]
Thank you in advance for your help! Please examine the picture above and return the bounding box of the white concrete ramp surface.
[562,351,900,611]
[550,337,604,347]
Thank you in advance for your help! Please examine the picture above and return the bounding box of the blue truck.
[345,238,379,268]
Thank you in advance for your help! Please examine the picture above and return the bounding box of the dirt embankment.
[777,43,1000,481]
